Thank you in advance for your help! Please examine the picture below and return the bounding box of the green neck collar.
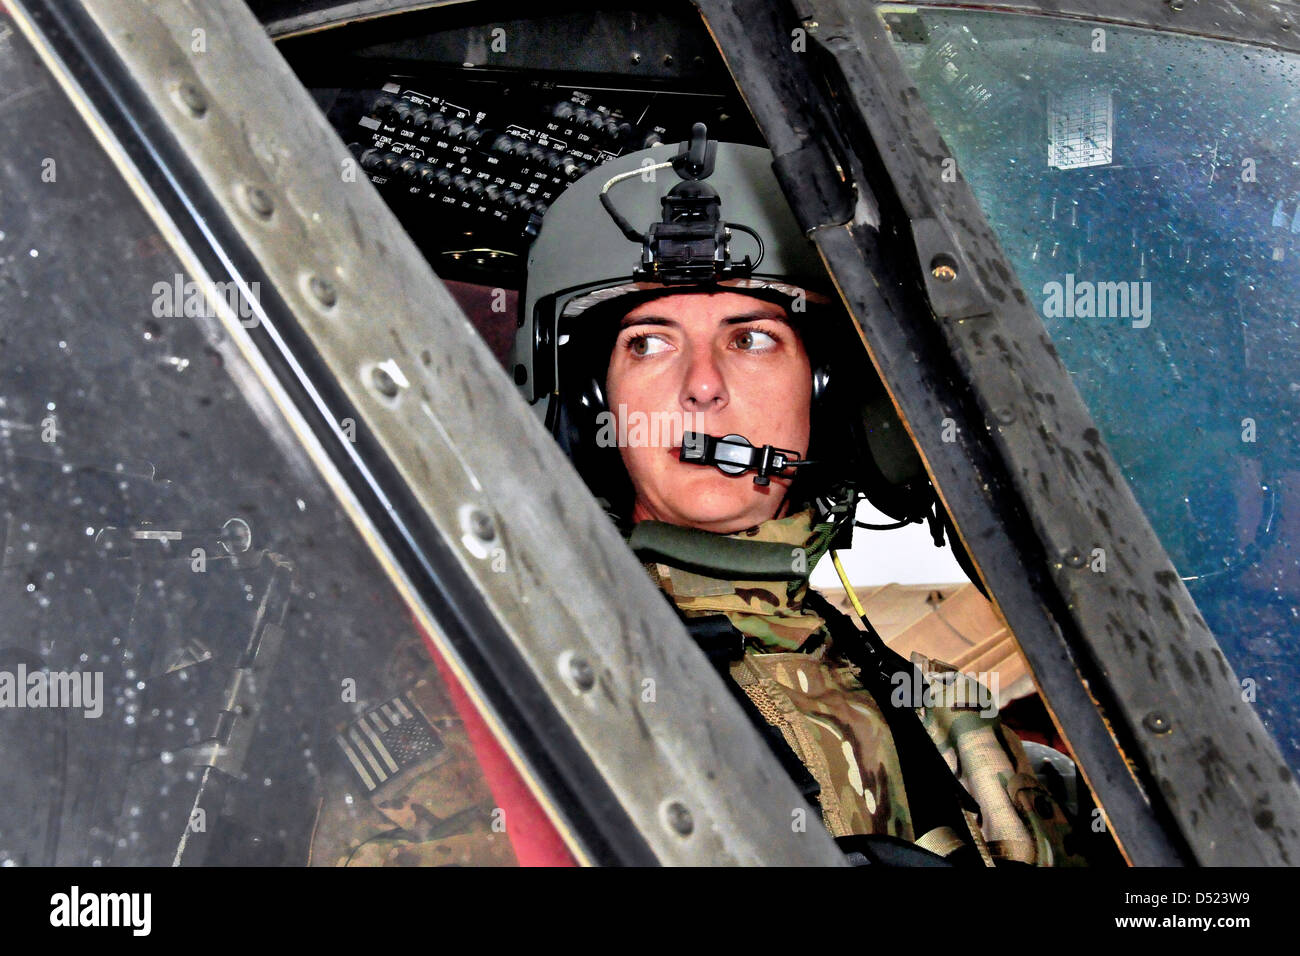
[625,486,858,581]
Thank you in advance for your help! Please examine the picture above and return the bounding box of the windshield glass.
[884,6,1300,772]
[0,11,562,866]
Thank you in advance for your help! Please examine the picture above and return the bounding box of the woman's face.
[604,291,812,533]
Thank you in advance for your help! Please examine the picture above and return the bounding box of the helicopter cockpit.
[2,0,1299,871]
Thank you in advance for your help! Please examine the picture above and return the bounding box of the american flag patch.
[335,692,446,792]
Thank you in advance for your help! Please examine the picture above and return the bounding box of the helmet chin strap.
[678,431,818,487]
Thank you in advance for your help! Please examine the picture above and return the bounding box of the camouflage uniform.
[309,642,518,867]
[635,504,1085,866]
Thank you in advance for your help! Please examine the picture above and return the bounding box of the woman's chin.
[656,472,784,532]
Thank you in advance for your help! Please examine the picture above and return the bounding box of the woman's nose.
[680,346,728,410]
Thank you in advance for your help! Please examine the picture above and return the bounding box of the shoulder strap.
[678,612,823,813]
[801,588,989,865]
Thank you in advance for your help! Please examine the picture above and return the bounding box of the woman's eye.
[734,329,778,351]
[626,333,671,357]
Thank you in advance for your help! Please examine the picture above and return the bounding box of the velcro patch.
[335,692,446,793]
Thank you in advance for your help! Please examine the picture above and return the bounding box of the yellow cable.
[830,549,868,619]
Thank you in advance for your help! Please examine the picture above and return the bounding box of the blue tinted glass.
[889,9,1300,770]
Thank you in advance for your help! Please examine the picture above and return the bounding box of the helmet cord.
[723,221,765,272]
[599,161,675,242]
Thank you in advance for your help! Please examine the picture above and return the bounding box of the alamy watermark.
[0,665,103,718]
[594,405,707,449]
[890,667,999,719]
[1042,273,1151,328]
[50,886,150,936]
[152,272,261,327]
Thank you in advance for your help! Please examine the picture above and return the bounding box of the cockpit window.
[884,6,1300,772]
[0,11,552,866]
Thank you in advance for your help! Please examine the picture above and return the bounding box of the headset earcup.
[553,377,633,519]
[811,365,831,406]
[586,376,609,416]
[783,364,834,510]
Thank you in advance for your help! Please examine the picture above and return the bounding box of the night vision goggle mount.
[599,122,765,284]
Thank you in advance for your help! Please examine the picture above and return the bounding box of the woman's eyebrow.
[721,311,791,326]
[618,315,677,329]
[618,310,790,329]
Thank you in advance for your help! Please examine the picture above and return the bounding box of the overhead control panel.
[319,74,759,283]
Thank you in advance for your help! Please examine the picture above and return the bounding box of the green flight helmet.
[516,131,833,404]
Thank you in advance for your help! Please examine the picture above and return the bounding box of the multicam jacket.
[632,502,1085,866]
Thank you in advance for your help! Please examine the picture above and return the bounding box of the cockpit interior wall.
[276,3,765,303]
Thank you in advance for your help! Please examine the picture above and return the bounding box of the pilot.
[518,124,1086,866]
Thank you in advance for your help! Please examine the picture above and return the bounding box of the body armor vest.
[625,487,1084,867]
